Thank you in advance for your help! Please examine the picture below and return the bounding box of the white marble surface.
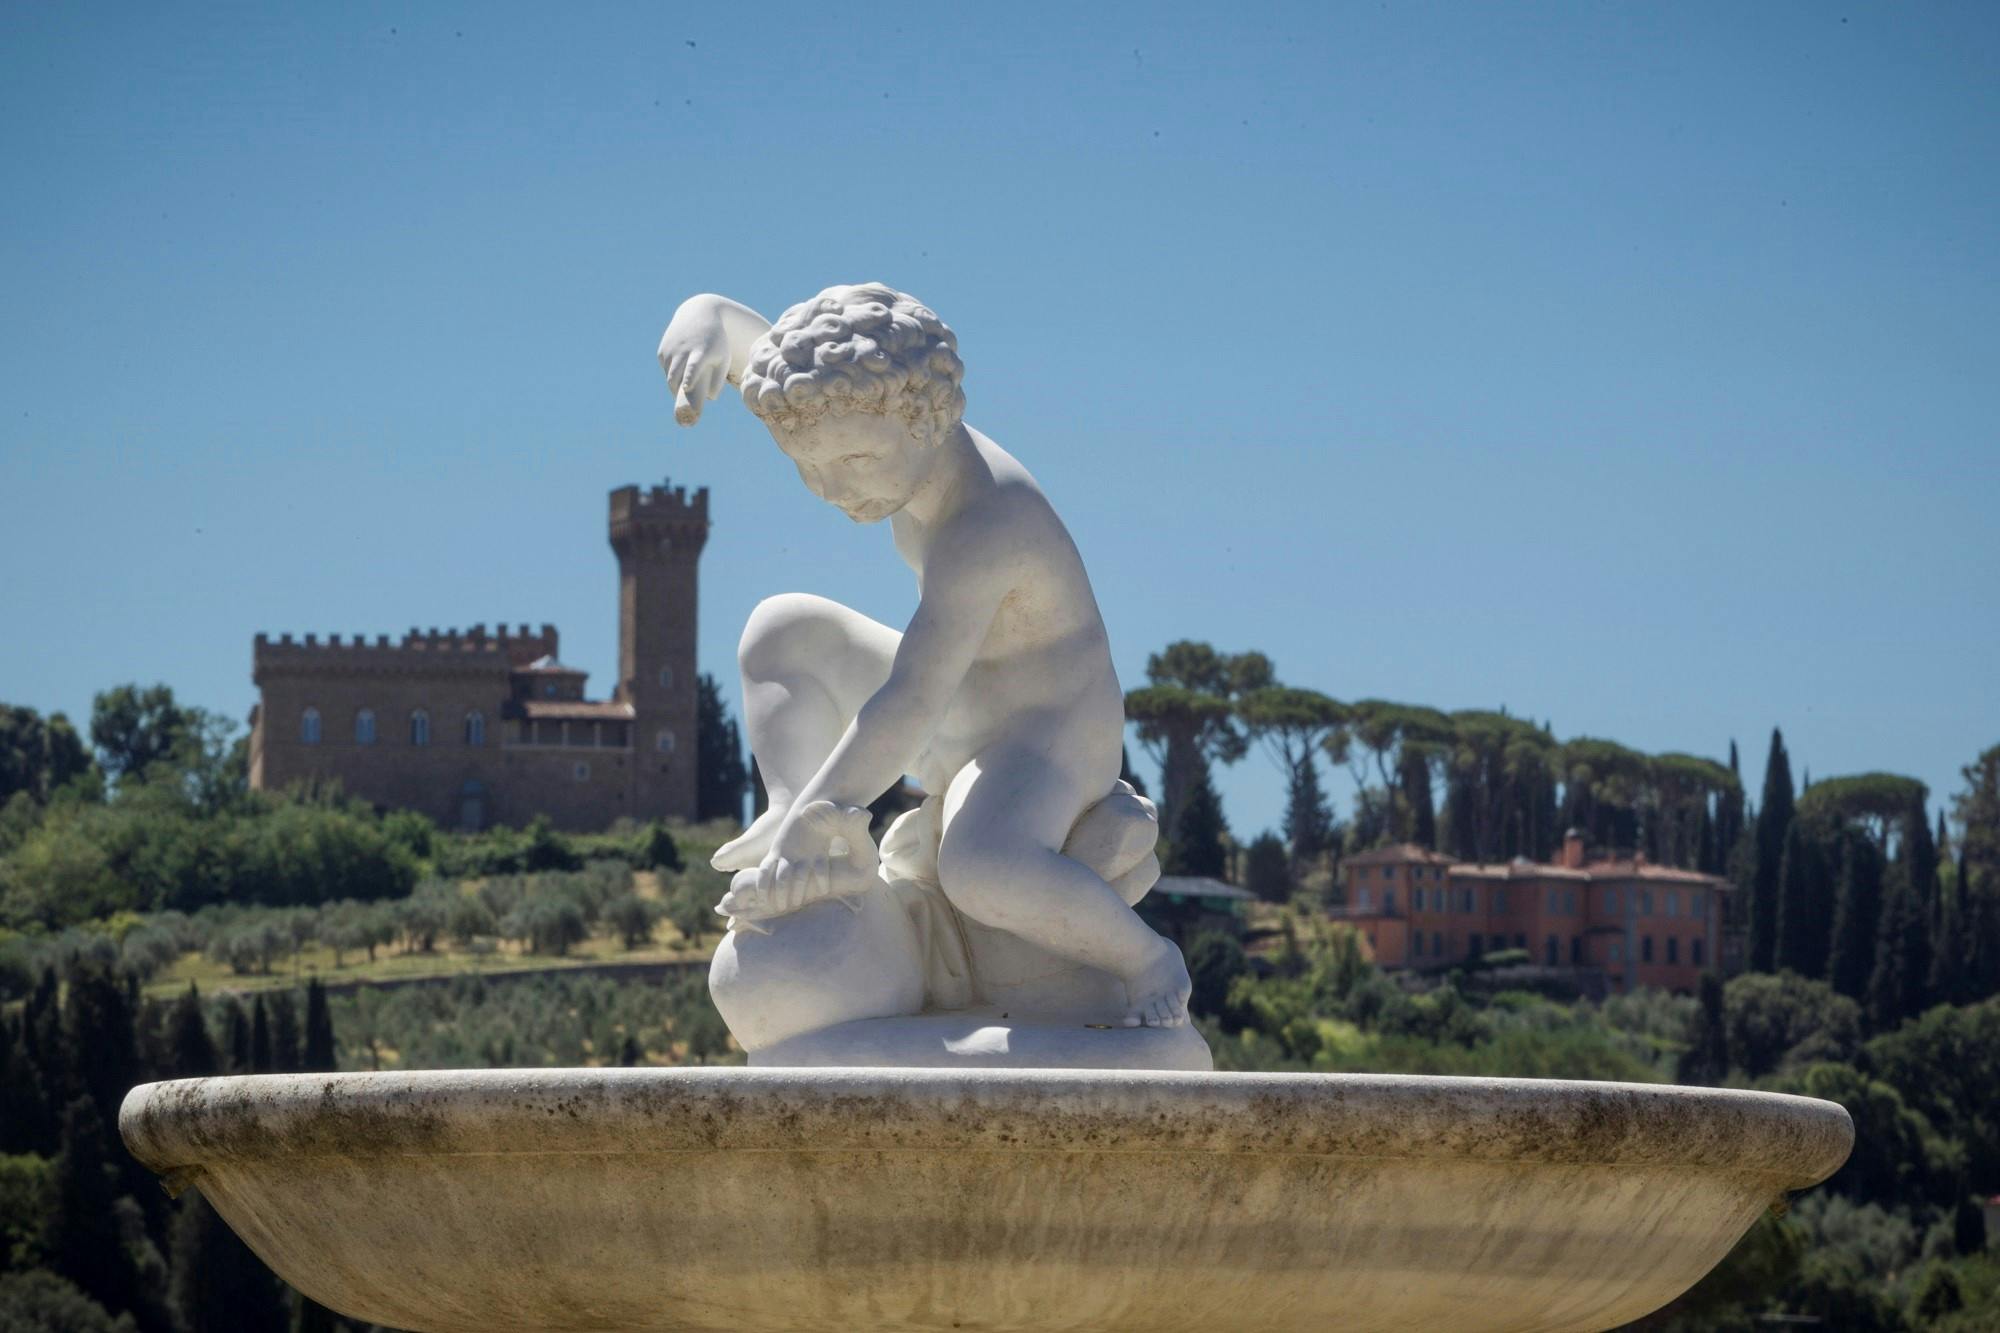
[120,1067,1856,1333]
[658,285,1195,1062]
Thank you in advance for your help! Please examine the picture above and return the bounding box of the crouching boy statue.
[658,284,1202,1069]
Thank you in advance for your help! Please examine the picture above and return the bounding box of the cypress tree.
[1283,754,1333,871]
[1827,833,1884,1001]
[1243,831,1293,903]
[1749,728,1794,973]
[1676,972,1729,1085]
[1773,820,1829,979]
[222,997,250,1073]
[0,1015,53,1156]
[1928,873,1967,1005]
[694,673,748,824]
[48,1098,145,1326]
[1867,872,1929,1030]
[168,984,218,1079]
[250,996,272,1074]
[267,992,301,1074]
[1167,761,1230,879]
[62,959,138,1129]
[1118,745,1148,799]
[1400,745,1437,849]
[1961,851,2000,1001]
[301,979,336,1073]
[167,1190,289,1333]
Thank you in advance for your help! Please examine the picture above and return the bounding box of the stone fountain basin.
[120,1067,1851,1333]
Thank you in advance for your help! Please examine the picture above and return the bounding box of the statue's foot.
[1120,937,1192,1029]
[712,805,788,872]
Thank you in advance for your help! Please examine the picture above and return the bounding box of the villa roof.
[1452,860,1592,882]
[1342,843,1456,867]
[1155,876,1257,903]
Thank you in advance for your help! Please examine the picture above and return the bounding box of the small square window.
[573,761,590,782]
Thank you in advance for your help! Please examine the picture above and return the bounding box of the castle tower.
[610,480,709,821]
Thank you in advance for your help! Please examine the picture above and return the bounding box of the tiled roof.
[1342,843,1455,866]
[1452,861,1592,882]
[1156,875,1257,902]
[1582,860,1727,887]
[520,700,636,721]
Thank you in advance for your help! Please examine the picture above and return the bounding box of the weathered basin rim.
[122,1067,1852,1187]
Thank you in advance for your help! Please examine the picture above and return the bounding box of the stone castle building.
[248,481,708,831]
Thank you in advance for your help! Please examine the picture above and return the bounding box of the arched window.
[656,728,676,754]
[301,707,321,745]
[354,709,376,745]
[410,710,430,746]
[658,666,675,689]
[464,711,486,746]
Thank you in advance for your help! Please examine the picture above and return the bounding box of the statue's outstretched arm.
[658,294,772,425]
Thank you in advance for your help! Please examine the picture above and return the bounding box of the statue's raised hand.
[657,293,772,427]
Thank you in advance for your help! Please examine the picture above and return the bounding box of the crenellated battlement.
[609,478,711,558]
[253,622,560,677]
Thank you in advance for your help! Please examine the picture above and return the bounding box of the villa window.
[1610,938,1624,964]
[1463,888,1476,913]
[410,710,430,746]
[656,728,676,754]
[1432,931,1442,957]
[1667,937,1679,964]
[464,711,486,746]
[355,709,376,745]
[1469,932,1483,957]
[1570,936,1582,964]
[1413,932,1424,958]
[1692,938,1706,966]
[1566,890,1577,914]
[1666,891,1680,918]
[1413,887,1425,911]
[1493,887,1508,914]
[1606,889,1621,915]
[1691,889,1706,916]
[1383,888,1396,913]
[1358,888,1372,911]
[1546,936,1558,966]
[1641,936,1654,963]
[1547,887,1560,914]
[301,707,321,745]
[1640,891,1654,916]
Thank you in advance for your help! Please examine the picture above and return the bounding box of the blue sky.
[3,3,1995,832]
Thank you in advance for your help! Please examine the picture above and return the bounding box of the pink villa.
[1333,831,1732,994]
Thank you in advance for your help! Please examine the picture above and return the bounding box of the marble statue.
[657,284,1200,1066]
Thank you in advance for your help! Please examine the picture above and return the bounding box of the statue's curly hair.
[741,284,966,444]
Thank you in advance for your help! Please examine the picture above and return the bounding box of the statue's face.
[773,411,934,524]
